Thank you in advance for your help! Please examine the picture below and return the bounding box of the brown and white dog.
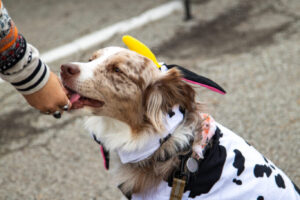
[61,46,198,194]
[60,47,299,200]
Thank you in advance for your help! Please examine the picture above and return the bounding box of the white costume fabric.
[131,116,300,200]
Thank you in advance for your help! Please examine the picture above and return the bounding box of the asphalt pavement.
[0,0,299,199]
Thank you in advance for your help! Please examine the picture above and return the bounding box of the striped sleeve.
[0,0,50,94]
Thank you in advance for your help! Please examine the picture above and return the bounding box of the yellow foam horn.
[122,35,161,68]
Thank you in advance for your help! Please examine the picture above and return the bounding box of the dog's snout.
[61,63,80,76]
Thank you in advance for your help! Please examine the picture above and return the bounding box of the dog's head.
[61,47,195,134]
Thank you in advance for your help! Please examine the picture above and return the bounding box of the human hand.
[23,71,71,118]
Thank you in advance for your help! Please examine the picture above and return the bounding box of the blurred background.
[0,0,299,199]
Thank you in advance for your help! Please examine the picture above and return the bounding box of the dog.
[60,47,299,200]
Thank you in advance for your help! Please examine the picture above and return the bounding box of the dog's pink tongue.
[70,93,81,104]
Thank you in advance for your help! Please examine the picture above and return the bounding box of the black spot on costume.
[233,178,242,185]
[233,149,245,176]
[275,174,285,189]
[254,164,272,178]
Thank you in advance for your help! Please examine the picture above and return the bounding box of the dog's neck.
[85,104,212,195]
[117,105,185,163]
[85,105,186,160]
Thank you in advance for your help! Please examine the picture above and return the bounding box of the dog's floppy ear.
[144,67,195,132]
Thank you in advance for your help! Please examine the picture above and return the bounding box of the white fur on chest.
[85,116,133,151]
[85,116,162,153]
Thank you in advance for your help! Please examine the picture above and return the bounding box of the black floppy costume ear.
[165,64,226,95]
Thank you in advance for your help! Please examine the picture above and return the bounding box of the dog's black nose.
[61,63,80,76]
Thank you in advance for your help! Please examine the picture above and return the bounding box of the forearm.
[0,0,50,94]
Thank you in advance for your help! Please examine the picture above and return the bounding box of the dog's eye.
[113,67,121,73]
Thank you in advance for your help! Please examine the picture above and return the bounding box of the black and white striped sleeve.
[0,1,50,95]
[0,42,50,95]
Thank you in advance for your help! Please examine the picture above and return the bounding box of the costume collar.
[92,112,217,172]
[117,104,184,164]
[117,112,217,164]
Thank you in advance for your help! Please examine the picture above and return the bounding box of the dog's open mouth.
[64,86,104,110]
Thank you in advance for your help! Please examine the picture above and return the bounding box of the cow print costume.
[128,113,300,200]
[93,109,299,199]
[89,38,299,199]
